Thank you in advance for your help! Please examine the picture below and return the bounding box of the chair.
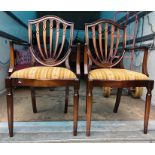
[84,19,154,136]
[6,15,80,137]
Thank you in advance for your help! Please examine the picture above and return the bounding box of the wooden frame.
[5,16,81,137]
[84,19,154,136]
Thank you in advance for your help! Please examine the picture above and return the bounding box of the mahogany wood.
[6,16,80,137]
[113,88,122,113]
[84,19,154,136]
[64,86,69,113]
[30,87,37,113]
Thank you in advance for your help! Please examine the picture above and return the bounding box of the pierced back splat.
[28,15,74,68]
[85,19,126,68]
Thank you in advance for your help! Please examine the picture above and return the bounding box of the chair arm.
[84,43,89,76]
[76,43,81,77]
[8,41,15,76]
[11,40,30,46]
[8,40,30,76]
[125,46,149,51]
[125,46,149,76]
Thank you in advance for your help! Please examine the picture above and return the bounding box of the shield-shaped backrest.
[85,19,126,68]
[28,15,74,68]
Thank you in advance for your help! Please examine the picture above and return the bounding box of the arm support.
[125,46,149,76]
[8,40,30,76]
[84,43,88,76]
[76,43,81,77]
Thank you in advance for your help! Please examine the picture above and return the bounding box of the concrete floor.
[0,82,155,142]
[0,121,155,142]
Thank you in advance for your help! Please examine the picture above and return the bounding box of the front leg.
[6,78,14,137]
[73,80,79,136]
[144,81,154,134]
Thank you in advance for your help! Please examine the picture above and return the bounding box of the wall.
[0,11,37,94]
[12,11,37,25]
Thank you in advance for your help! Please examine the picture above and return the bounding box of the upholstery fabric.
[15,49,31,65]
[88,68,149,80]
[11,66,76,80]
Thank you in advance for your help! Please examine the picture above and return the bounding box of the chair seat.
[88,68,149,81]
[11,66,76,80]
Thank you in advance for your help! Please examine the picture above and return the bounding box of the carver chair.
[6,15,80,137]
[84,19,154,136]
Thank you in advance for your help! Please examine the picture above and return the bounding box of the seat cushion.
[88,68,149,80]
[11,66,76,80]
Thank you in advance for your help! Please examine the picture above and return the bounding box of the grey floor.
[0,121,155,142]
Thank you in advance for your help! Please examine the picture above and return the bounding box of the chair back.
[28,15,74,68]
[85,19,126,68]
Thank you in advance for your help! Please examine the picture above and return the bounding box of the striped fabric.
[88,68,149,80]
[11,66,76,80]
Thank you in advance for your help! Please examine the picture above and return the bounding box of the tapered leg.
[113,88,122,113]
[31,87,37,113]
[85,81,88,114]
[73,82,79,136]
[144,83,153,134]
[6,79,14,137]
[86,81,93,136]
[64,86,69,113]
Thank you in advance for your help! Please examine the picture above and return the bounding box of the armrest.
[76,43,81,77]
[125,46,149,76]
[84,43,88,76]
[125,46,149,51]
[11,40,30,46]
[8,40,30,76]
[8,41,15,75]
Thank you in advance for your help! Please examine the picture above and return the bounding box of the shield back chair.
[6,15,80,137]
[84,19,154,136]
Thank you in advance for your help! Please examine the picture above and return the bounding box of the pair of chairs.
[6,16,154,137]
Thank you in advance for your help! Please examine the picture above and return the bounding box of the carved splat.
[85,19,126,68]
[28,16,74,68]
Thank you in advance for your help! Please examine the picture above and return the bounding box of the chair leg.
[64,86,69,113]
[86,81,93,136]
[144,83,153,134]
[31,87,37,113]
[113,88,122,113]
[6,79,14,137]
[85,81,88,114]
[73,82,79,136]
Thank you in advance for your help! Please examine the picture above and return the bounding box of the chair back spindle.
[85,19,126,68]
[28,15,74,68]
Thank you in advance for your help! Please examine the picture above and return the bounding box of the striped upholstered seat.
[88,68,149,81]
[11,66,76,80]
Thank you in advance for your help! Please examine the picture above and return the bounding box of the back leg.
[64,86,69,113]
[113,88,122,113]
[31,87,37,113]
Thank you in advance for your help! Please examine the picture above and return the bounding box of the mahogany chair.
[84,19,154,136]
[6,15,80,137]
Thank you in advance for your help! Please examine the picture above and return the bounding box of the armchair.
[6,16,80,137]
[84,19,154,136]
